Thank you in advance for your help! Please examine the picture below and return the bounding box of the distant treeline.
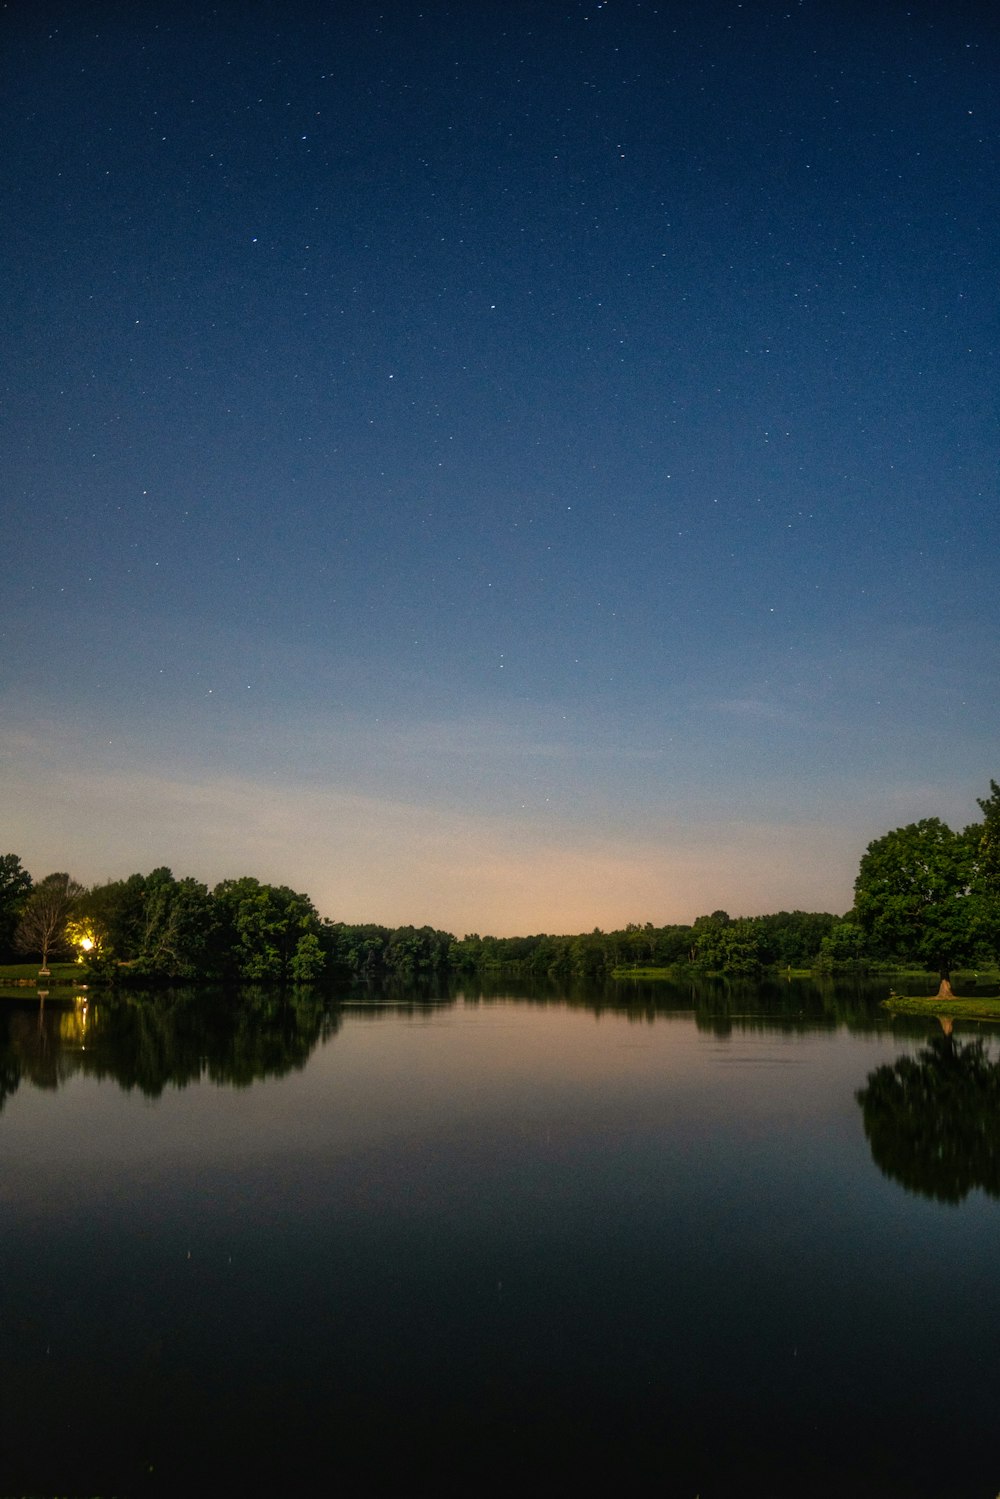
[0,857,853,983]
[450,911,846,977]
[3,779,1000,984]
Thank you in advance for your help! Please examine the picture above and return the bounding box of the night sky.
[3,0,998,934]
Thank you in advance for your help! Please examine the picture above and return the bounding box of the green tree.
[569,932,606,978]
[325,922,391,975]
[814,920,868,974]
[755,910,837,968]
[691,914,761,975]
[976,779,1000,884]
[213,877,322,983]
[14,872,83,973]
[290,932,325,983]
[77,875,142,960]
[385,925,452,976]
[0,854,33,959]
[656,924,696,966]
[450,934,483,971]
[71,869,223,981]
[975,780,1000,948]
[136,873,222,979]
[853,818,983,996]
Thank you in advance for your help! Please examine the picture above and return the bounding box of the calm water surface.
[0,980,997,1496]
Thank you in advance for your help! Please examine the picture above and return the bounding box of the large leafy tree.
[14,872,84,973]
[0,854,33,959]
[975,780,1000,942]
[814,920,868,973]
[213,877,325,984]
[80,872,158,959]
[853,818,983,996]
[385,924,453,976]
[136,872,222,979]
[976,779,1000,879]
[71,868,220,980]
[690,913,762,976]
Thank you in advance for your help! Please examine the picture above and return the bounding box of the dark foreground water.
[0,978,998,1497]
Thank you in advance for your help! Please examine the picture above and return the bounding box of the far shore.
[5,961,1000,1022]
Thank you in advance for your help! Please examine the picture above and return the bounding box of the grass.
[610,966,681,980]
[0,961,83,987]
[611,965,827,981]
[610,964,1000,985]
[882,992,1000,1023]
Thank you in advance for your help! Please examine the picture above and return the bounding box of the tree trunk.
[936,968,955,1001]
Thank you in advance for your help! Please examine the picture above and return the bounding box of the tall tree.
[14,873,84,974]
[691,915,762,976]
[82,871,159,959]
[976,780,1000,874]
[853,819,982,997]
[0,854,33,959]
[213,877,324,983]
[135,872,222,979]
[975,780,1000,942]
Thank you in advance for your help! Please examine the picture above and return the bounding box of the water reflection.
[857,1032,1000,1203]
[0,975,916,1112]
[6,981,996,1210]
[2,981,998,1497]
[0,988,339,1106]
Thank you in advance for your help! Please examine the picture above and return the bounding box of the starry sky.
[2,0,998,934]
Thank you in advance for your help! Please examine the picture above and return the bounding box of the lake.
[0,978,997,1497]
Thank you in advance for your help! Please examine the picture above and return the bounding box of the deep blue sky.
[3,0,998,932]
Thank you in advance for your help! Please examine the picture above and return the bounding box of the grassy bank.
[0,962,83,988]
[883,992,1000,1023]
[610,966,684,980]
[611,964,1000,985]
[610,965,841,981]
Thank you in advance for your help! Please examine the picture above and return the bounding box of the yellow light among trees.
[66,920,101,962]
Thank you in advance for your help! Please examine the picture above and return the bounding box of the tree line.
[0,859,847,982]
[2,779,999,985]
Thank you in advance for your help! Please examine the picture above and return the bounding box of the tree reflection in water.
[0,988,340,1106]
[0,974,915,1115]
[857,1030,1000,1203]
[6,984,999,1216]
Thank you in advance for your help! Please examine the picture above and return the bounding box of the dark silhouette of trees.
[213,876,325,984]
[0,989,338,1101]
[0,853,33,959]
[7,775,1000,990]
